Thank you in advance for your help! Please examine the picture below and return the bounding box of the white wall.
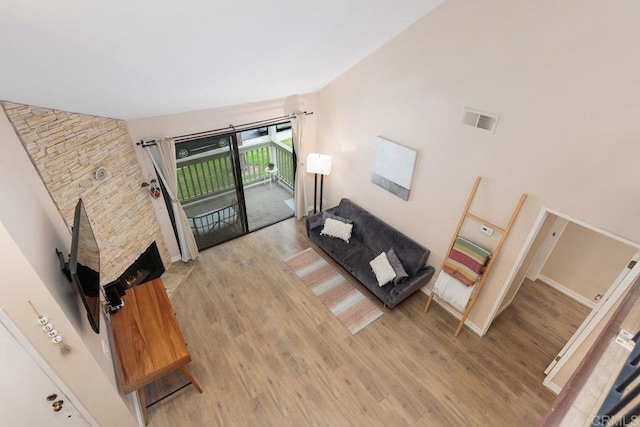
[497,213,557,314]
[127,94,318,257]
[0,110,137,425]
[315,0,640,332]
[541,222,636,303]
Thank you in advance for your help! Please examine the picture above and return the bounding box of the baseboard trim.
[538,275,595,309]
[543,379,562,395]
[171,255,182,263]
[419,287,483,336]
[495,298,515,317]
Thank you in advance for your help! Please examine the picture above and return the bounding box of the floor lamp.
[306,153,333,214]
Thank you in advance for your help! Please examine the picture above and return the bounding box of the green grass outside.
[244,146,272,169]
[280,137,292,147]
[177,147,273,200]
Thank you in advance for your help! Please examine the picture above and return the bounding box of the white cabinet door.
[0,315,89,426]
[543,251,640,383]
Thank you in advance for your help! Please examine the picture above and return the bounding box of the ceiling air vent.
[462,108,499,133]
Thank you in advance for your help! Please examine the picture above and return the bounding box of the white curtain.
[147,138,199,262]
[291,113,309,219]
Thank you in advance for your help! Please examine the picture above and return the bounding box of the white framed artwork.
[371,136,417,201]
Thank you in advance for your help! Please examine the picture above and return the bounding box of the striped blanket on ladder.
[434,236,491,312]
[443,237,491,286]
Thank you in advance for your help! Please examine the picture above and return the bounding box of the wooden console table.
[110,278,202,425]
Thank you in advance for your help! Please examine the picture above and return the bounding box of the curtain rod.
[137,111,313,147]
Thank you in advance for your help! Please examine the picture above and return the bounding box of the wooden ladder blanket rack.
[423,176,527,336]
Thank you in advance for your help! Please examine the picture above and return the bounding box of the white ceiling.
[0,0,443,119]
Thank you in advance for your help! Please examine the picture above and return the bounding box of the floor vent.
[462,108,499,133]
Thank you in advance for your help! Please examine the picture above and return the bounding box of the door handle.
[52,400,64,412]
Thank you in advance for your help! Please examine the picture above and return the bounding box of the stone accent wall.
[2,101,170,284]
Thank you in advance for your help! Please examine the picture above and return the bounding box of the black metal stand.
[312,173,325,214]
[147,381,194,408]
[320,175,324,212]
[313,173,318,214]
[55,249,71,282]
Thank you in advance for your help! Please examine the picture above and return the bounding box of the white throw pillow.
[320,218,353,242]
[370,252,397,287]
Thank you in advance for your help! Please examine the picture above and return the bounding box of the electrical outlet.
[481,225,494,236]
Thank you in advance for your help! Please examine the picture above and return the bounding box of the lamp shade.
[306,153,332,175]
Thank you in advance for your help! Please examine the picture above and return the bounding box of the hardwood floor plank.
[145,218,589,426]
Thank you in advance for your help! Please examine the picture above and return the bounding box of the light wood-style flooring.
[145,218,590,426]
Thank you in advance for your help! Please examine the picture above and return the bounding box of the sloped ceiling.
[0,0,444,119]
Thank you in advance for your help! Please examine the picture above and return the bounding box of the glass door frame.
[171,120,295,251]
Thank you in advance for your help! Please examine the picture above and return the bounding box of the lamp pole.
[313,173,318,214]
[319,175,324,212]
[307,153,332,215]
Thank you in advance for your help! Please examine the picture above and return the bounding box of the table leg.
[180,365,203,393]
[138,388,149,425]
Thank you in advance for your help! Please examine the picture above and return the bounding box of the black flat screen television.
[68,198,101,334]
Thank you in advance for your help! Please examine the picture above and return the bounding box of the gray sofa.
[306,198,435,308]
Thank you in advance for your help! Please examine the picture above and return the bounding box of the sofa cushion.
[335,199,384,247]
[370,252,396,287]
[320,218,353,242]
[308,226,361,266]
[392,233,429,276]
[308,214,324,230]
[322,211,353,224]
[342,246,393,303]
[387,247,408,285]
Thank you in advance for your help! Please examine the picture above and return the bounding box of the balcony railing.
[176,140,294,204]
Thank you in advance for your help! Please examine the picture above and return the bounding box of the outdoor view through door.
[176,122,295,250]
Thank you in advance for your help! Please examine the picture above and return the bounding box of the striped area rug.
[284,248,383,334]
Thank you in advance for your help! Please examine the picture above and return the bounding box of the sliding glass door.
[174,121,295,250]
[176,133,247,249]
[237,122,295,231]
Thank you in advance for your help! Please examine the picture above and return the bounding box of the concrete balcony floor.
[183,180,294,236]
